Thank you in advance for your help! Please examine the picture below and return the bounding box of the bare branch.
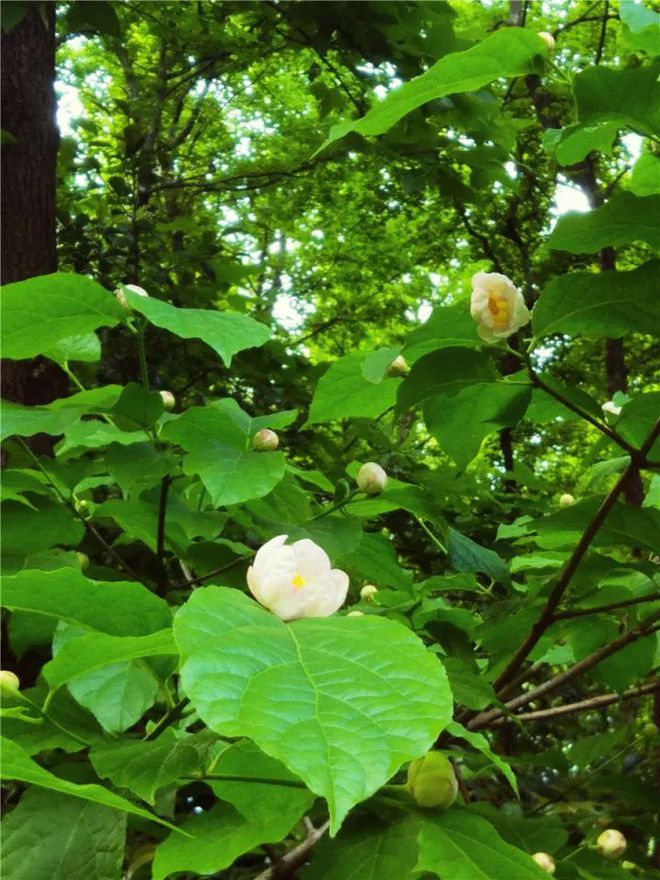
[253,820,330,880]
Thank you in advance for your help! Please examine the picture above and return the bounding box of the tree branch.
[253,820,330,880]
[489,679,659,724]
[492,420,660,694]
[470,612,660,730]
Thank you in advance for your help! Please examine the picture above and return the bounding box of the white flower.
[559,493,575,507]
[387,355,409,377]
[360,584,378,602]
[532,853,556,874]
[356,462,388,495]
[470,272,531,344]
[601,400,622,417]
[252,428,279,451]
[597,829,627,859]
[116,283,149,313]
[538,31,556,52]
[247,535,349,621]
[159,390,175,412]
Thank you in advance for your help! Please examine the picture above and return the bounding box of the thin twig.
[143,697,190,741]
[173,554,254,590]
[492,420,660,694]
[489,680,659,724]
[156,475,172,589]
[553,592,660,621]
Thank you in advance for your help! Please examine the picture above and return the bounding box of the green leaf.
[316,29,547,153]
[630,153,660,196]
[0,787,126,880]
[174,587,452,833]
[124,288,270,366]
[153,740,316,880]
[470,804,568,855]
[0,386,122,441]
[617,392,660,459]
[398,348,495,412]
[447,722,517,796]
[66,0,121,36]
[306,350,401,425]
[0,737,180,831]
[620,0,660,54]
[532,260,660,339]
[1,499,84,566]
[547,193,660,253]
[551,65,660,165]
[109,382,164,431]
[90,730,220,804]
[301,816,421,880]
[404,303,480,362]
[43,332,102,364]
[448,528,509,584]
[424,382,531,467]
[1,273,123,361]
[104,441,173,494]
[163,400,286,506]
[416,808,549,879]
[43,628,176,691]
[442,658,495,711]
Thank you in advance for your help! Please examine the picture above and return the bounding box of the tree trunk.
[1,2,67,446]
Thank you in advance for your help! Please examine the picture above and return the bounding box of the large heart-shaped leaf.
[174,587,452,833]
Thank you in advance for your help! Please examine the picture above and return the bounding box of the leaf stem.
[143,697,191,741]
[414,514,447,554]
[137,320,150,391]
[310,489,360,520]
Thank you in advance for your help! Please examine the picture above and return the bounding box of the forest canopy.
[1,2,659,880]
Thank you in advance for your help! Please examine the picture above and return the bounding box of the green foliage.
[2,3,659,878]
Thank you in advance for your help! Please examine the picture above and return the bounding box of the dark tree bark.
[1,2,67,446]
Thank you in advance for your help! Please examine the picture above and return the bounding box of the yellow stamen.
[487,293,510,327]
[291,573,305,589]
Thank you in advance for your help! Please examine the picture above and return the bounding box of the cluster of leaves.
[2,2,660,879]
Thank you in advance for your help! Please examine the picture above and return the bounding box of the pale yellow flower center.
[291,573,305,590]
[487,292,510,327]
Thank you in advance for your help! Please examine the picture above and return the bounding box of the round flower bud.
[601,400,622,417]
[642,721,658,739]
[360,584,378,602]
[538,31,556,52]
[159,390,175,412]
[406,752,458,809]
[76,552,90,570]
[559,493,575,507]
[0,670,21,696]
[116,283,148,314]
[247,535,349,620]
[252,428,279,452]
[356,462,388,496]
[387,355,409,377]
[532,852,556,874]
[347,610,364,617]
[597,829,627,859]
[470,272,530,344]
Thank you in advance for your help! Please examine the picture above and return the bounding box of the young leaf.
[547,193,660,253]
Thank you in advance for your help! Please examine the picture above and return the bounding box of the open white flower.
[247,535,349,621]
[601,400,622,417]
[470,272,531,343]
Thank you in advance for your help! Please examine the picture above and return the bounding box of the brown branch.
[490,680,659,724]
[493,420,660,694]
[595,0,610,64]
[173,553,254,590]
[253,819,330,880]
[470,612,660,730]
[553,592,660,621]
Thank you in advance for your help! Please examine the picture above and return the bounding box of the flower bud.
[360,584,378,602]
[387,355,409,377]
[252,428,279,452]
[159,390,175,412]
[532,853,556,875]
[116,283,148,314]
[601,400,622,417]
[406,752,458,809]
[538,31,555,52]
[347,610,364,617]
[642,722,658,739]
[559,493,575,507]
[356,462,388,496]
[76,552,90,570]
[0,670,21,696]
[597,829,627,859]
